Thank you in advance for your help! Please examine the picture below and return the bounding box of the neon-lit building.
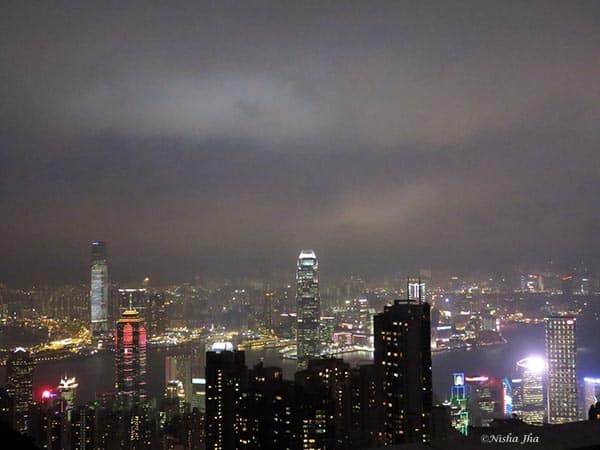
[90,241,109,335]
[516,357,545,424]
[296,250,320,368]
[502,378,512,415]
[449,373,469,435]
[115,309,147,406]
[546,316,578,424]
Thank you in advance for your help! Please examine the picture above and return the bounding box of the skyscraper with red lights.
[115,309,147,407]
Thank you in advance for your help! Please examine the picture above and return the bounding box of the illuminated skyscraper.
[5,347,34,433]
[374,297,432,445]
[296,250,320,368]
[516,357,545,424]
[546,316,578,424]
[115,309,147,407]
[449,373,469,435]
[90,241,109,335]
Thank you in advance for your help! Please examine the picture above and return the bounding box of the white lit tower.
[90,241,109,335]
[296,250,320,368]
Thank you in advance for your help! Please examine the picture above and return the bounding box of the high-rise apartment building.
[296,250,320,368]
[205,345,247,450]
[115,309,147,407]
[90,241,109,335]
[546,316,578,424]
[374,298,432,445]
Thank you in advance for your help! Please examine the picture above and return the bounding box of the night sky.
[1,1,599,285]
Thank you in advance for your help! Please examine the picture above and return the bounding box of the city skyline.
[2,2,600,448]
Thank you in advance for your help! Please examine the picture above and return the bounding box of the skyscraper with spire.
[296,250,320,368]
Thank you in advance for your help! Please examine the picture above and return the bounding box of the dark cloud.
[1,1,599,284]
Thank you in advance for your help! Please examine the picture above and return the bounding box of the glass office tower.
[296,250,320,368]
[90,241,109,334]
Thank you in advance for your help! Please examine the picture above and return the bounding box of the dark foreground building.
[374,299,433,445]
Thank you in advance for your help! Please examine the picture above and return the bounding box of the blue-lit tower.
[449,373,469,435]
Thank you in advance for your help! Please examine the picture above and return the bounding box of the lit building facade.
[449,373,469,435]
[516,357,545,424]
[296,250,320,368]
[374,298,432,445]
[6,347,34,433]
[115,310,147,407]
[90,241,109,334]
[546,316,578,424]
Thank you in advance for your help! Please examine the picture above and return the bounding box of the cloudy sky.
[1,1,599,284]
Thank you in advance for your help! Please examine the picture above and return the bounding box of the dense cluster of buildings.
[445,315,593,436]
[1,244,599,449]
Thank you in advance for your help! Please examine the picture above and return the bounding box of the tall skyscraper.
[296,249,320,368]
[546,316,578,423]
[90,241,109,335]
[115,309,147,407]
[6,347,35,433]
[205,344,247,450]
[374,298,432,445]
[516,357,545,424]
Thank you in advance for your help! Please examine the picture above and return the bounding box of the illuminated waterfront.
[1,319,598,406]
